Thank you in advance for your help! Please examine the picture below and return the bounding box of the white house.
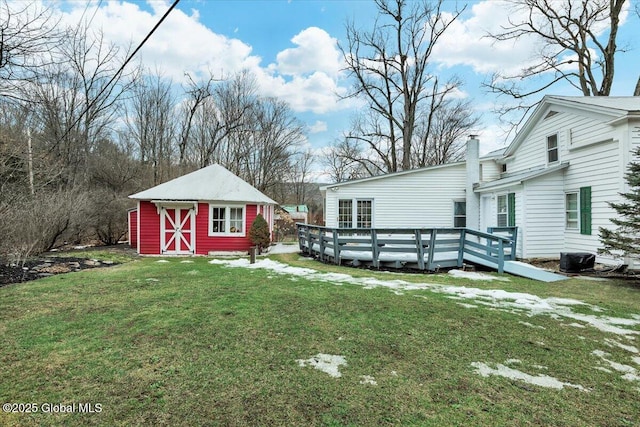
[321,95,640,264]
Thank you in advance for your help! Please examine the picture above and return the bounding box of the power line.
[58,0,180,143]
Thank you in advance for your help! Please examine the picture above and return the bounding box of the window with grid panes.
[338,199,353,228]
[357,200,372,228]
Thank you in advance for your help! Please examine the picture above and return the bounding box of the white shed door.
[160,207,195,254]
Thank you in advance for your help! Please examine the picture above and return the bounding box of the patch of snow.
[145,278,159,282]
[575,275,610,281]
[604,338,639,353]
[390,370,398,376]
[505,359,522,365]
[568,323,586,328]
[595,367,613,373]
[268,243,302,254]
[471,361,588,391]
[457,303,478,308]
[592,350,640,385]
[359,375,377,385]
[210,258,640,336]
[156,260,169,263]
[449,269,510,281]
[180,260,194,263]
[519,321,546,329]
[296,354,346,378]
[632,357,640,365]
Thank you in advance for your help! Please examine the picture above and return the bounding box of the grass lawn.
[1,251,639,426]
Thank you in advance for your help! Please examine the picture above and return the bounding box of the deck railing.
[296,224,517,273]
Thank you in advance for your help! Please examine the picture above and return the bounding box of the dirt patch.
[526,258,640,282]
[0,257,121,287]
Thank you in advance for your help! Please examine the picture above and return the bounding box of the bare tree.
[186,71,253,168]
[486,0,627,117]
[341,0,464,172]
[238,97,306,194]
[412,97,480,167]
[287,149,315,205]
[177,73,214,165]
[126,71,176,185]
[32,26,137,185]
[0,0,61,99]
[323,130,381,183]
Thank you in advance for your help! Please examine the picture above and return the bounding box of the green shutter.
[507,193,516,227]
[580,186,592,235]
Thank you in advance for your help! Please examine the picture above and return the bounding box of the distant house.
[281,205,309,224]
[321,95,640,264]
[129,164,277,255]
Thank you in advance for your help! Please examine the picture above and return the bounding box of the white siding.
[503,104,636,263]
[521,171,565,258]
[508,111,614,173]
[563,139,621,258]
[324,164,466,228]
[480,159,501,182]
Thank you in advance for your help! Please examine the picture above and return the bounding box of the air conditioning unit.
[624,255,640,271]
[559,252,596,273]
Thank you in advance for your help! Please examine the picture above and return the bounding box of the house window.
[357,200,372,228]
[209,205,245,236]
[565,193,578,229]
[547,134,559,163]
[501,164,507,173]
[497,193,515,227]
[565,187,592,234]
[453,201,466,227]
[338,199,353,228]
[338,198,373,228]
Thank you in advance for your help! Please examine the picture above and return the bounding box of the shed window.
[454,201,466,227]
[547,134,559,163]
[209,205,246,236]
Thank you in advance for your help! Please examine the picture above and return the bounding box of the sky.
[55,0,640,164]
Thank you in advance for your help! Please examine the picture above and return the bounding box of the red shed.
[128,164,277,255]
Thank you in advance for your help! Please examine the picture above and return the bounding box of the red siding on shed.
[136,201,273,255]
[128,209,138,249]
[195,203,259,254]
[138,200,161,255]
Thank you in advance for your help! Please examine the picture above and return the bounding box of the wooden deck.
[296,224,517,273]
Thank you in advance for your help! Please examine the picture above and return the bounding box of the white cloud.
[56,2,349,114]
[59,1,259,83]
[276,27,343,77]
[256,70,348,114]
[309,120,328,133]
[432,2,540,75]
[433,0,632,77]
